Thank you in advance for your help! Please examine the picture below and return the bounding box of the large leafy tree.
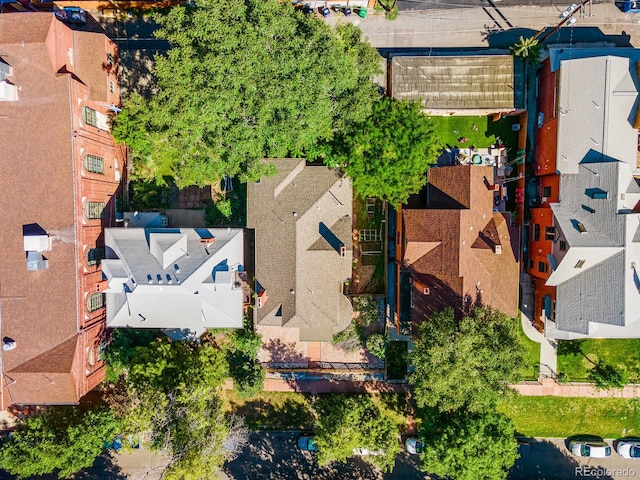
[224,318,265,398]
[313,394,401,472]
[0,406,120,479]
[109,334,247,479]
[410,307,523,413]
[320,97,439,205]
[112,0,381,188]
[420,408,519,480]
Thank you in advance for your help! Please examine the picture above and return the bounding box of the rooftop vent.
[26,252,48,271]
[0,80,18,102]
[494,244,502,255]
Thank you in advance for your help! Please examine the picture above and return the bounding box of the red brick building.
[0,13,125,406]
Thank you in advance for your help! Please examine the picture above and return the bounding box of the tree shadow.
[261,338,308,366]
[227,397,314,430]
[510,439,615,480]
[224,431,384,480]
[485,26,632,50]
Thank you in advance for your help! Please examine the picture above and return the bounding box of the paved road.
[397,0,608,12]
[221,431,424,480]
[511,438,640,480]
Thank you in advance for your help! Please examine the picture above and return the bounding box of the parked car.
[298,436,318,452]
[569,440,612,458]
[617,441,640,459]
[353,447,384,456]
[405,438,424,455]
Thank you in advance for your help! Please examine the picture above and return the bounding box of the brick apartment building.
[0,12,125,406]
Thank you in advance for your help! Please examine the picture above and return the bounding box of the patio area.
[257,325,383,370]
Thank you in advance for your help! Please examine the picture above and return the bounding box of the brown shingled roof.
[0,13,113,406]
[402,165,519,320]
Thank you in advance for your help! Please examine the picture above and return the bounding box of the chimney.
[494,244,502,255]
[412,279,430,295]
[199,237,215,246]
[256,290,267,308]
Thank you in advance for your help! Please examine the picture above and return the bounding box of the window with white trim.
[84,154,104,174]
[82,106,98,127]
[87,292,104,312]
[84,201,105,220]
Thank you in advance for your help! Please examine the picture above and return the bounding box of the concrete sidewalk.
[326,3,640,49]
[513,378,640,398]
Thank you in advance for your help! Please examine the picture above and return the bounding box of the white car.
[617,441,640,459]
[405,438,424,455]
[569,440,612,458]
[353,447,384,456]
[559,3,577,18]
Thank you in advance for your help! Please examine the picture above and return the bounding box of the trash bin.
[358,7,367,17]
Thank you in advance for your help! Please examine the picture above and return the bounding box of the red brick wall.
[69,42,125,398]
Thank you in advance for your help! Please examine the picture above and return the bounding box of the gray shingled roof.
[555,250,626,334]
[390,55,520,111]
[247,160,353,342]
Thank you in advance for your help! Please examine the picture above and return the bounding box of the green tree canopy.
[112,0,381,188]
[0,406,121,479]
[110,334,247,479]
[224,317,265,398]
[509,36,542,65]
[319,97,439,205]
[313,394,401,472]
[420,408,519,480]
[410,307,523,413]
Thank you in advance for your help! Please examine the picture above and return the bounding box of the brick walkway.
[262,378,407,394]
[513,378,640,398]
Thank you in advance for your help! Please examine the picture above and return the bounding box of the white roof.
[103,227,244,335]
[556,56,638,175]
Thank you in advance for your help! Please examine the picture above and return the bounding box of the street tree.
[410,307,523,413]
[320,97,439,205]
[313,394,401,472]
[510,36,542,65]
[109,335,247,479]
[0,406,121,479]
[112,0,381,189]
[420,408,519,480]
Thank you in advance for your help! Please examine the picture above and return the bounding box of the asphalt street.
[397,0,609,12]
[221,431,424,480]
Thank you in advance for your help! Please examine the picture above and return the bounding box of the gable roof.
[103,228,245,336]
[402,165,519,319]
[247,160,353,342]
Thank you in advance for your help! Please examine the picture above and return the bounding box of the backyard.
[499,396,640,438]
[351,196,385,295]
[557,339,640,383]
[428,115,520,157]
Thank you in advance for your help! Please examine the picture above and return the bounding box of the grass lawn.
[428,115,520,157]
[498,396,640,438]
[516,314,540,381]
[557,339,640,383]
[223,391,410,432]
[222,391,315,430]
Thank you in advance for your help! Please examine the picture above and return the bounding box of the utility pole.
[534,0,592,44]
